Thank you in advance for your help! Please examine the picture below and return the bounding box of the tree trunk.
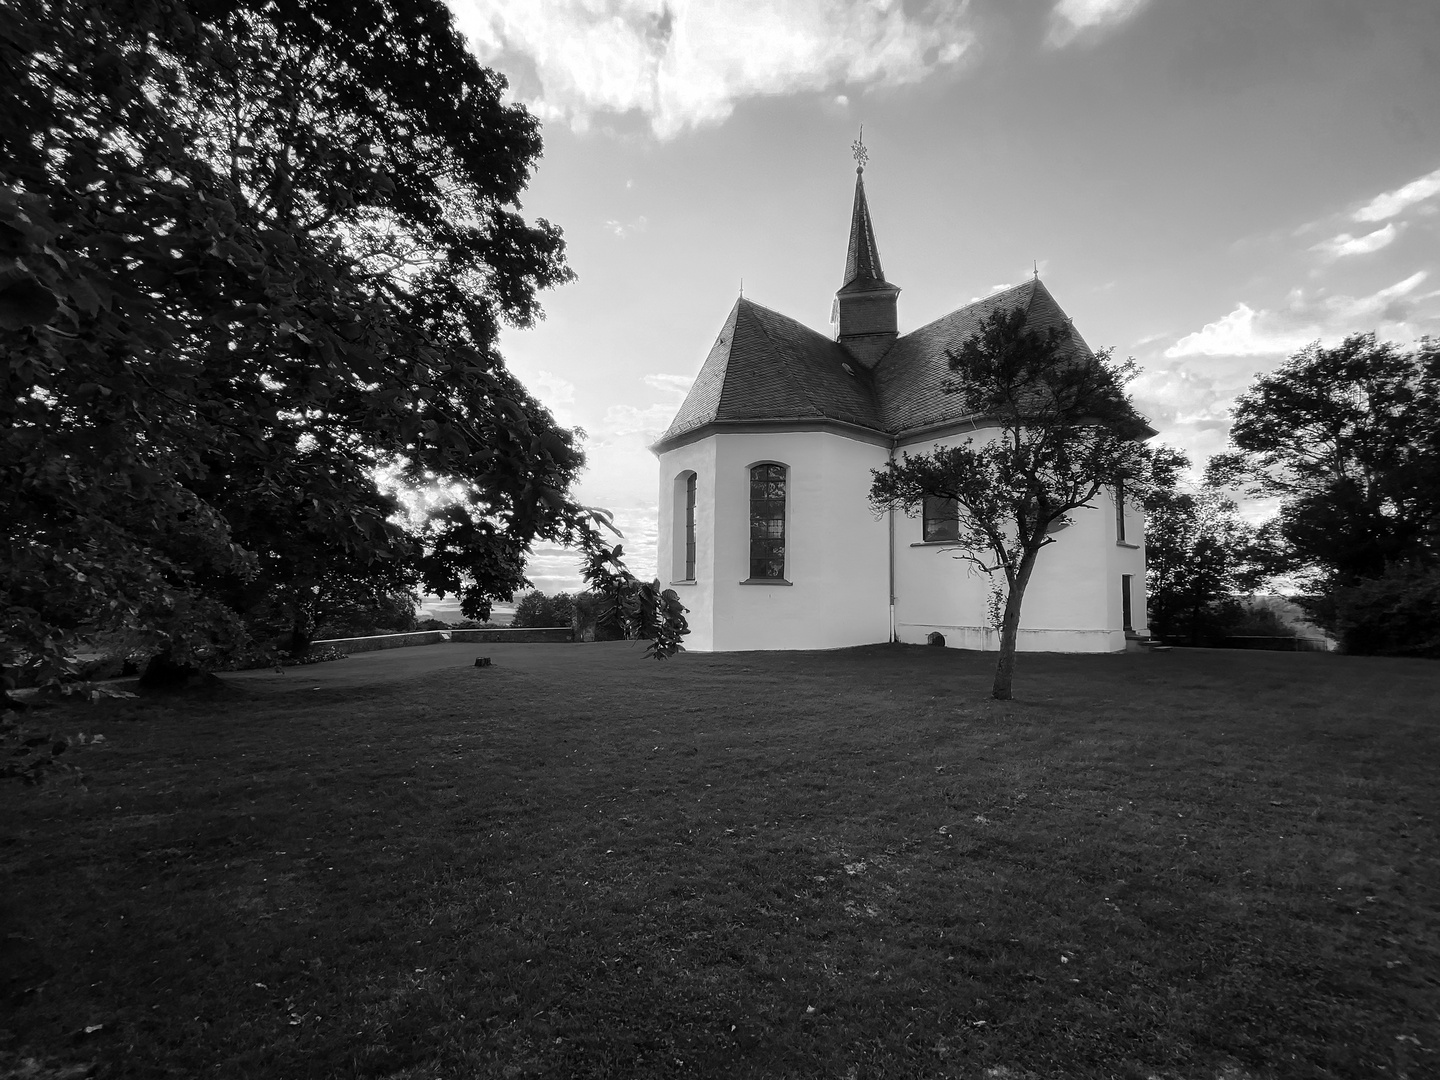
[287,593,315,659]
[992,552,1040,700]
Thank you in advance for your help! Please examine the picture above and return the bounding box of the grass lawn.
[2,643,1437,1079]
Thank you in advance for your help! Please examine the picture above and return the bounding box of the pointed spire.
[833,131,899,368]
[842,169,887,290]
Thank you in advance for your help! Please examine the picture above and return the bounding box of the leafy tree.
[870,306,1152,699]
[1141,447,1269,645]
[511,590,557,629]
[1212,333,1440,594]
[1,0,689,703]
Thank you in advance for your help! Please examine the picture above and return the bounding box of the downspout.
[887,440,897,642]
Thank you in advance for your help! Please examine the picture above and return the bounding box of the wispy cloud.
[641,372,694,398]
[451,0,981,138]
[1045,0,1151,49]
[1354,164,1440,223]
[605,215,649,238]
[1312,222,1399,260]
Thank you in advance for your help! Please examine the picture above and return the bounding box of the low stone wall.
[311,630,448,654]
[449,627,574,644]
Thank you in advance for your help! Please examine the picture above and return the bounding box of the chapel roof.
[656,277,1102,449]
[657,297,884,446]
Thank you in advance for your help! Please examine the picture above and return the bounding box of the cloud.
[641,372,694,397]
[1354,164,1440,223]
[1165,272,1431,360]
[1045,0,1151,49]
[451,0,981,138]
[604,215,649,237]
[1164,303,1314,359]
[1312,222,1399,260]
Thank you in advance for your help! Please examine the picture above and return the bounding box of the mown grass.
[1,644,1437,1079]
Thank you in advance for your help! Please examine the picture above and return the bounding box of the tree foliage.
[1,0,688,704]
[1212,332,1439,652]
[1140,447,1268,646]
[1212,333,1440,588]
[870,306,1152,699]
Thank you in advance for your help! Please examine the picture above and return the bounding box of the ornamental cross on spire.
[851,125,868,172]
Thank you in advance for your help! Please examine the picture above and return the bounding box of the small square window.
[923,495,959,542]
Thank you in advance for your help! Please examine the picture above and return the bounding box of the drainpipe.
[887,441,897,642]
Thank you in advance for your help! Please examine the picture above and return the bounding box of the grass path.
[2,644,1438,1078]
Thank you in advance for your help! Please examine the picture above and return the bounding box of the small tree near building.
[870,306,1153,700]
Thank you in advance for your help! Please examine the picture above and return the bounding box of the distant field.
[2,644,1437,1079]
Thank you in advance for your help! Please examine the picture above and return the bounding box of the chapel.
[651,154,1150,653]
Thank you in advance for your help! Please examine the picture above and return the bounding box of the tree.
[1,0,689,702]
[1140,447,1268,645]
[1211,333,1440,593]
[511,591,557,629]
[870,306,1152,699]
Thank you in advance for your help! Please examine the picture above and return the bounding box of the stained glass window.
[749,464,786,579]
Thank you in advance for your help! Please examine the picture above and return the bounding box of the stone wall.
[311,631,447,653]
[449,627,575,644]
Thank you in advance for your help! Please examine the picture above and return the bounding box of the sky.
[435,0,1440,603]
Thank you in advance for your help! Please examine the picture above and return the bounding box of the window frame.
[922,494,960,543]
[670,470,698,585]
[684,472,697,581]
[745,461,790,583]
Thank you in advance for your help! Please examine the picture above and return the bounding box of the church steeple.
[832,131,900,368]
[842,169,887,289]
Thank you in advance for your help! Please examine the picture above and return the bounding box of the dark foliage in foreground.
[1,0,687,702]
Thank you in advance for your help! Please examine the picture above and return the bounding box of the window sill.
[669,579,697,586]
[911,540,960,547]
[739,578,792,586]
[1115,541,1140,549]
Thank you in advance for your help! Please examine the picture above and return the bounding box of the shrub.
[1326,565,1440,658]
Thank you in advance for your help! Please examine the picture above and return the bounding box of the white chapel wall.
[891,428,1140,653]
[656,437,718,651]
[709,430,891,651]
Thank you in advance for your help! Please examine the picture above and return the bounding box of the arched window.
[672,471,697,581]
[749,463,787,580]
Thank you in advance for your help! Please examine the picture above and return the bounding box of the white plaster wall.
[1106,486,1150,637]
[707,430,891,651]
[656,437,718,651]
[891,428,1137,653]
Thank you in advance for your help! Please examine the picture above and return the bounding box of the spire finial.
[851,125,868,173]
[1033,260,1038,280]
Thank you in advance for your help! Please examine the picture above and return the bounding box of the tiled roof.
[873,278,1093,433]
[656,297,884,446]
[655,277,1142,450]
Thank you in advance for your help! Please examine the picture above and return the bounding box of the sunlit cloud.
[449,0,981,138]
[1045,0,1151,49]
[1165,272,1431,360]
[1164,304,1313,359]
[1312,222,1399,260]
[1354,164,1440,223]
